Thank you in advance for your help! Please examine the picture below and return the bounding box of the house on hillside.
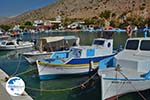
[33,19,61,30]
[33,20,44,27]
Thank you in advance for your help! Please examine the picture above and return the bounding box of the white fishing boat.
[0,39,34,50]
[98,37,150,100]
[23,36,80,64]
[0,35,11,43]
[36,38,116,80]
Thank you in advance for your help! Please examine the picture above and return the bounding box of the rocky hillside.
[0,0,150,25]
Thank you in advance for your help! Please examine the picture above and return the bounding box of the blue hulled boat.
[36,38,116,80]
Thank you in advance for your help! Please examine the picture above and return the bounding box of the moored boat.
[98,37,150,100]
[0,39,34,50]
[23,36,80,64]
[36,38,116,80]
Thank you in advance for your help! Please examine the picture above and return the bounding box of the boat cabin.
[50,38,113,59]
[116,38,150,73]
[36,36,79,52]
[69,38,113,58]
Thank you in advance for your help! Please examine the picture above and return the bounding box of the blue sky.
[0,0,57,17]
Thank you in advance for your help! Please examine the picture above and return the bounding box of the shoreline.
[0,69,33,100]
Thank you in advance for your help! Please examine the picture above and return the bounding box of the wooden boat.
[98,37,150,100]
[23,36,80,64]
[36,38,116,80]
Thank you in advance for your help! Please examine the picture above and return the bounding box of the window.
[140,40,150,51]
[125,40,139,50]
[6,42,15,45]
[93,40,104,45]
[107,42,111,47]
[86,49,95,57]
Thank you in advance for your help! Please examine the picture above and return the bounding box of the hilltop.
[0,0,150,25]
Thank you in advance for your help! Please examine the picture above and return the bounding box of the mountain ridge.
[0,0,150,25]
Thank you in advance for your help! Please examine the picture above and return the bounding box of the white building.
[33,20,44,27]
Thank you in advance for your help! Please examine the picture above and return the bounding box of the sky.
[0,0,57,17]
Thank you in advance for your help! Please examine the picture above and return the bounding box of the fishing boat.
[36,38,116,80]
[0,39,34,50]
[23,36,80,64]
[98,37,150,100]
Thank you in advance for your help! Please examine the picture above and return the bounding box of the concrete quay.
[0,69,33,100]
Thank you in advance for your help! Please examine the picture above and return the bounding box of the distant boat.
[0,39,34,50]
[0,35,11,41]
[23,36,80,64]
[98,37,150,100]
[36,38,116,80]
[104,27,126,33]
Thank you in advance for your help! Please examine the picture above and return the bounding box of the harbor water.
[0,31,150,100]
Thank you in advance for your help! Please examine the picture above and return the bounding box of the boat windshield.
[93,40,104,46]
[1,41,6,45]
[6,42,15,45]
[125,40,139,50]
[140,40,150,51]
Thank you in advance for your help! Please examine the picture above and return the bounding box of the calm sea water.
[0,31,150,100]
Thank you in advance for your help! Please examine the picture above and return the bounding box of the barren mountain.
[0,0,150,25]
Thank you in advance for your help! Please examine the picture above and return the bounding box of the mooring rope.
[118,71,147,100]
[13,67,37,77]
[0,52,98,93]
[10,54,22,76]
[99,66,147,100]
[25,72,98,92]
[1,65,98,93]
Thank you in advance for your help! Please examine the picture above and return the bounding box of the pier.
[0,69,33,100]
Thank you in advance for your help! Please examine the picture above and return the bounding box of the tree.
[24,21,32,26]
[62,18,74,27]
[49,18,56,21]
[19,25,25,30]
[99,10,111,20]
[0,25,11,31]
[84,18,97,25]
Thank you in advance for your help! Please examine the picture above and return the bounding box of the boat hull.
[23,51,52,64]
[36,54,115,80]
[0,44,33,50]
[37,64,97,80]
[100,75,150,100]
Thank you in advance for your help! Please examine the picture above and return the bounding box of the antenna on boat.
[144,24,149,38]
